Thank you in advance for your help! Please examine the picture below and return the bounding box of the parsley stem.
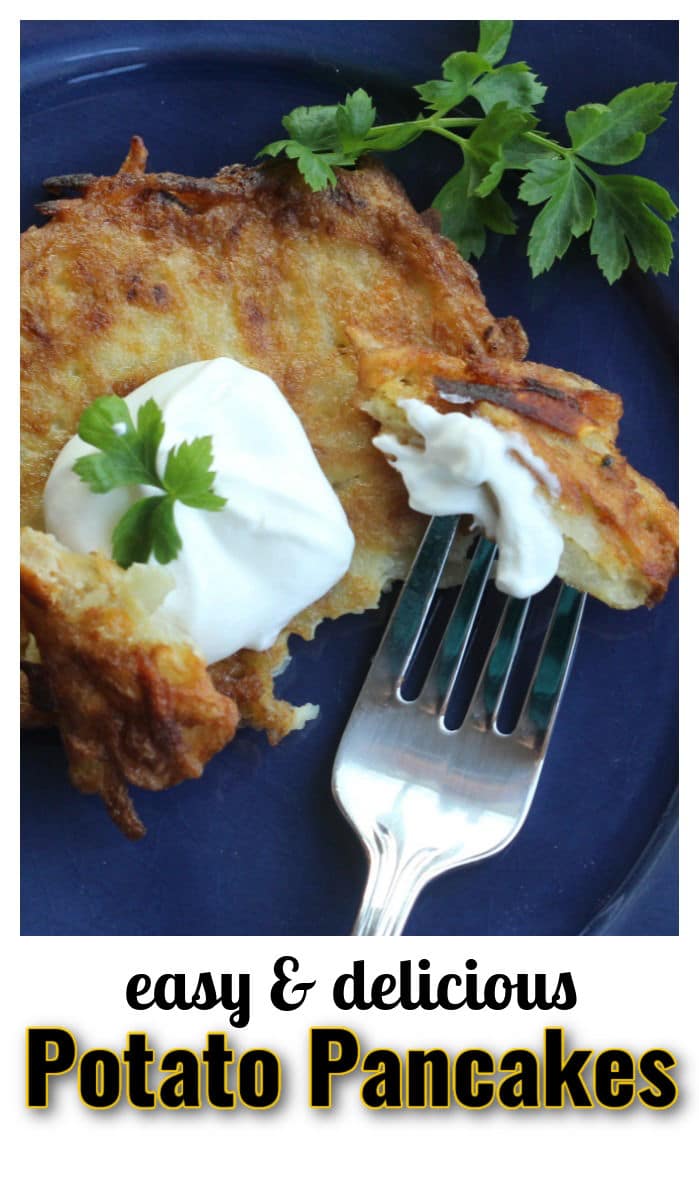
[365,116,479,140]
[365,118,604,193]
[565,155,601,185]
[522,129,602,184]
[430,126,471,150]
[522,129,569,155]
[367,119,585,169]
[438,118,481,129]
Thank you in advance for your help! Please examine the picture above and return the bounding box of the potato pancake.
[352,334,678,609]
[20,139,677,833]
[21,139,525,740]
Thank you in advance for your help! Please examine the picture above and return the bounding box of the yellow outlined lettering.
[26,1027,77,1109]
[309,1026,360,1109]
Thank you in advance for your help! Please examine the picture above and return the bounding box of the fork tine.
[516,584,586,748]
[463,595,531,730]
[419,536,496,715]
[366,515,460,698]
[334,527,587,935]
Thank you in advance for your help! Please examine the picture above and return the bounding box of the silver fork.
[332,515,586,936]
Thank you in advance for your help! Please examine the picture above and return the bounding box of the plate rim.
[19,19,679,937]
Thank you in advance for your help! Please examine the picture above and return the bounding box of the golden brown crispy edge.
[20,529,238,838]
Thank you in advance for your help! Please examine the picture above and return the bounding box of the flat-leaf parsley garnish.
[257,20,677,283]
[73,394,227,568]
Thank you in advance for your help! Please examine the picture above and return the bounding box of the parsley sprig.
[73,394,227,568]
[258,20,677,283]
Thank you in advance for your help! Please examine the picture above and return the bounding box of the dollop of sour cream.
[373,398,563,598]
[44,358,355,663]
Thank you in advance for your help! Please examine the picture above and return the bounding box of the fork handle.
[351,849,434,936]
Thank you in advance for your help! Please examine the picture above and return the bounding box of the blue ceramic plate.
[20,20,678,936]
